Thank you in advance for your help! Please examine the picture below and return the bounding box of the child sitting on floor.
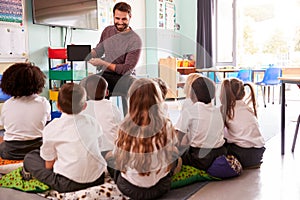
[113,78,180,200]
[0,62,51,160]
[81,74,122,157]
[220,78,265,168]
[175,76,227,170]
[23,83,106,193]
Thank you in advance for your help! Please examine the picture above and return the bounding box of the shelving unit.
[159,57,196,99]
[48,45,90,115]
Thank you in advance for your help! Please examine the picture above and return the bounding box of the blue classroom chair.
[255,67,282,107]
[236,69,252,83]
[208,72,221,83]
[226,72,238,78]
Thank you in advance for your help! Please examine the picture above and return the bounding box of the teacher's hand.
[89,58,105,66]
[88,58,116,72]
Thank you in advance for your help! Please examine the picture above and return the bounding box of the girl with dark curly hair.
[0,62,51,160]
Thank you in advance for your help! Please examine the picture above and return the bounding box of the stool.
[291,114,300,153]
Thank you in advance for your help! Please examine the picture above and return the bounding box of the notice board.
[0,0,27,62]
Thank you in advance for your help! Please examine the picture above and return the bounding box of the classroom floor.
[188,133,300,200]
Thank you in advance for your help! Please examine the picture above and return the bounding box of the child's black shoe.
[20,167,32,181]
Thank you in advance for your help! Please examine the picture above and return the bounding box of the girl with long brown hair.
[220,78,265,168]
[113,78,180,200]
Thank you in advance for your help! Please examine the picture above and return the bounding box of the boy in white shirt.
[23,83,106,193]
[81,74,122,156]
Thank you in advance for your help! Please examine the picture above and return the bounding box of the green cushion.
[171,165,218,189]
[0,167,50,193]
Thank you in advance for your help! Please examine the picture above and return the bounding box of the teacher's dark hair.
[113,2,132,17]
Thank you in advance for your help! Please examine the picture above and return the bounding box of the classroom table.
[196,68,240,82]
[278,76,300,155]
[196,68,266,82]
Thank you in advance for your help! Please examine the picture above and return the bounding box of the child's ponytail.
[244,83,258,118]
[220,79,236,120]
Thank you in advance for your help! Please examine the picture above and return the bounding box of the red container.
[48,47,67,59]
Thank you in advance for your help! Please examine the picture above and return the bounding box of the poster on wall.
[165,1,176,30]
[0,0,26,62]
[157,0,176,30]
[158,0,165,29]
[0,22,27,62]
[98,0,115,32]
[0,0,23,23]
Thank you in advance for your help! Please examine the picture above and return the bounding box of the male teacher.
[89,2,142,115]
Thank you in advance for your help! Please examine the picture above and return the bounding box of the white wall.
[177,0,197,55]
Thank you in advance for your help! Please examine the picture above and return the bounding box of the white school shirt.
[225,100,265,148]
[120,120,178,188]
[0,94,51,141]
[175,102,225,148]
[180,98,193,111]
[40,113,107,183]
[81,99,122,152]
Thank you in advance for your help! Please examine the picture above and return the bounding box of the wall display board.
[157,0,176,30]
[0,0,27,62]
[165,0,176,30]
[98,0,115,32]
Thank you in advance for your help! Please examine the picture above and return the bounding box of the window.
[215,0,235,66]
[216,0,300,68]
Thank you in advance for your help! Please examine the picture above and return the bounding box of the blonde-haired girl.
[220,78,265,168]
[113,78,180,200]
[182,73,202,110]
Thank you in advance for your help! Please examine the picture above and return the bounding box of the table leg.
[281,83,285,155]
[214,72,217,105]
[213,72,216,82]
